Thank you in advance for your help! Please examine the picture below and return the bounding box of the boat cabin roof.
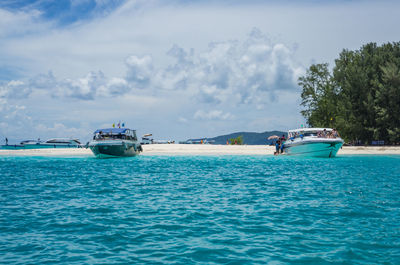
[288,128,333,133]
[94,128,135,134]
[45,138,80,144]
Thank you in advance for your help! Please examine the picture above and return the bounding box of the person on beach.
[5,137,8,145]
[275,140,280,154]
[279,135,285,154]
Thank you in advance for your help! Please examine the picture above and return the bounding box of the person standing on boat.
[332,128,338,138]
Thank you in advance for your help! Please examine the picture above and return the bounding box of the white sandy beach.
[1,144,400,157]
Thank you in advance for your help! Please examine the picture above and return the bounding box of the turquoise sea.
[0,155,399,264]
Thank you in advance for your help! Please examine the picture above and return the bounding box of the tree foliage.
[299,42,400,144]
[229,135,243,145]
[299,63,338,128]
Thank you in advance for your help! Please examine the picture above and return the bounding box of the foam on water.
[0,155,399,264]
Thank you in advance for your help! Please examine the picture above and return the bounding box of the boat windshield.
[298,132,316,137]
[94,130,137,141]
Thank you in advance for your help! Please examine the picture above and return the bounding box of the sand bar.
[1,144,400,157]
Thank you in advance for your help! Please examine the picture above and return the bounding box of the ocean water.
[0,155,399,264]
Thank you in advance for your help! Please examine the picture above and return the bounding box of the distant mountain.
[186,131,287,145]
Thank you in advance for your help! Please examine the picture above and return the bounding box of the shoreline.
[1,144,400,157]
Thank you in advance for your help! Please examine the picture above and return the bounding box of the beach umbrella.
[268,135,279,140]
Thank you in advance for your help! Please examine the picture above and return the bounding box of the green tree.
[378,62,400,143]
[333,42,400,144]
[229,135,243,145]
[298,63,338,128]
[298,42,400,144]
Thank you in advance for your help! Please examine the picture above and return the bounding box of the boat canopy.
[94,128,135,134]
[288,128,333,133]
[45,138,81,144]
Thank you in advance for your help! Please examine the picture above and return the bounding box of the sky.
[1,0,399,143]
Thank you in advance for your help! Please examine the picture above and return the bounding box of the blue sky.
[1,0,400,142]
[0,0,124,26]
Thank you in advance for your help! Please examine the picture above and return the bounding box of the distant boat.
[141,134,154,145]
[153,140,175,144]
[88,128,142,158]
[1,138,81,149]
[283,128,344,158]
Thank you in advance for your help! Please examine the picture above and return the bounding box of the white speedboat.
[141,134,154,145]
[88,128,142,158]
[1,138,81,149]
[283,128,344,158]
[39,138,81,148]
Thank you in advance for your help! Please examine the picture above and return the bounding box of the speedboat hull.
[283,138,343,158]
[89,140,142,158]
[1,144,80,149]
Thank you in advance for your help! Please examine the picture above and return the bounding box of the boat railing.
[288,132,341,140]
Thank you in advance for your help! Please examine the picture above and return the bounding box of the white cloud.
[35,122,82,138]
[103,77,129,96]
[123,28,303,107]
[125,55,154,89]
[58,71,106,100]
[194,110,234,121]
[3,27,301,105]
[21,71,130,100]
[178,117,188,123]
[0,8,46,38]
[0,80,31,99]
[0,97,33,139]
